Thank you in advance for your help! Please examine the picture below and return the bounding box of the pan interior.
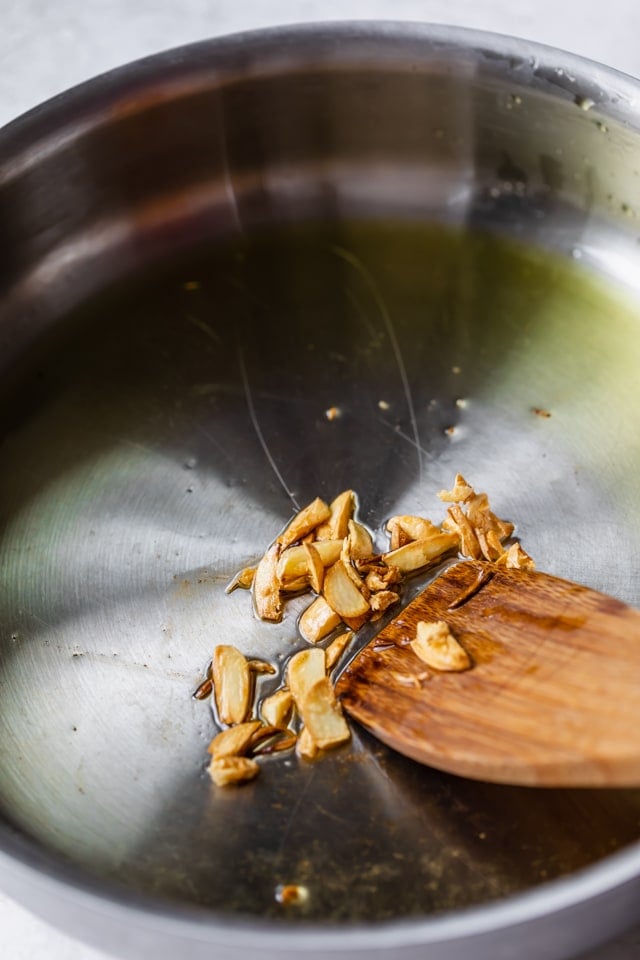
[1,219,639,923]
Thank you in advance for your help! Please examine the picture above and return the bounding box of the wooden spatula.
[335,561,640,787]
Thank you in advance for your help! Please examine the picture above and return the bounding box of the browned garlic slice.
[280,575,311,594]
[365,564,400,592]
[300,678,351,749]
[260,688,294,727]
[467,492,514,540]
[277,497,331,549]
[410,620,471,672]
[207,720,262,759]
[277,539,343,583]
[287,648,326,703]
[323,560,371,618]
[383,531,458,573]
[445,504,482,560]
[212,645,252,724]
[386,515,442,544]
[288,649,349,750]
[296,725,319,760]
[208,755,260,787]
[299,596,342,643]
[325,630,353,671]
[225,567,256,594]
[252,543,283,622]
[315,489,355,541]
[437,473,474,503]
[303,542,325,594]
[346,519,374,559]
[247,659,277,675]
[497,542,536,570]
[339,538,370,596]
[369,590,400,613]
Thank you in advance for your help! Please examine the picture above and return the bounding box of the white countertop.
[2,1,640,957]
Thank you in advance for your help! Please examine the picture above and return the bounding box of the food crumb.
[575,95,595,111]
[378,400,390,410]
[183,280,200,291]
[325,406,342,421]
[452,365,461,374]
[275,883,309,906]
[532,407,552,418]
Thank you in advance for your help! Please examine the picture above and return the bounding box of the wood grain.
[336,561,640,786]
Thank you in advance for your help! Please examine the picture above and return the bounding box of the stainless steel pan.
[1,22,640,960]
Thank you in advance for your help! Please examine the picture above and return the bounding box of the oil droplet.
[571,247,583,260]
[183,280,200,292]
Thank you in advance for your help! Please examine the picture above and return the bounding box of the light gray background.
[1,1,640,958]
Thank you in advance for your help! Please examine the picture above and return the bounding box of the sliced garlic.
[315,490,355,541]
[369,590,400,613]
[383,532,458,573]
[410,620,471,672]
[277,539,343,583]
[497,542,536,570]
[386,515,442,544]
[303,542,325,594]
[225,566,256,594]
[346,519,374,559]
[325,630,353,671]
[299,595,342,643]
[365,564,400,592]
[323,560,371,618]
[261,688,294,727]
[207,720,262,759]
[296,725,319,760]
[446,504,482,560]
[437,473,474,503]
[287,648,326,705]
[299,678,351,749]
[212,645,252,724]
[253,543,283,621]
[277,497,331,549]
[208,755,260,787]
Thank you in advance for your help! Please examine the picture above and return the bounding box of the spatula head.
[336,562,640,787]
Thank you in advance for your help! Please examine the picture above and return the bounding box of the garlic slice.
[212,645,252,724]
[410,620,471,672]
[383,532,458,573]
[299,596,342,643]
[277,497,331,549]
[253,543,283,621]
[323,561,371,618]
